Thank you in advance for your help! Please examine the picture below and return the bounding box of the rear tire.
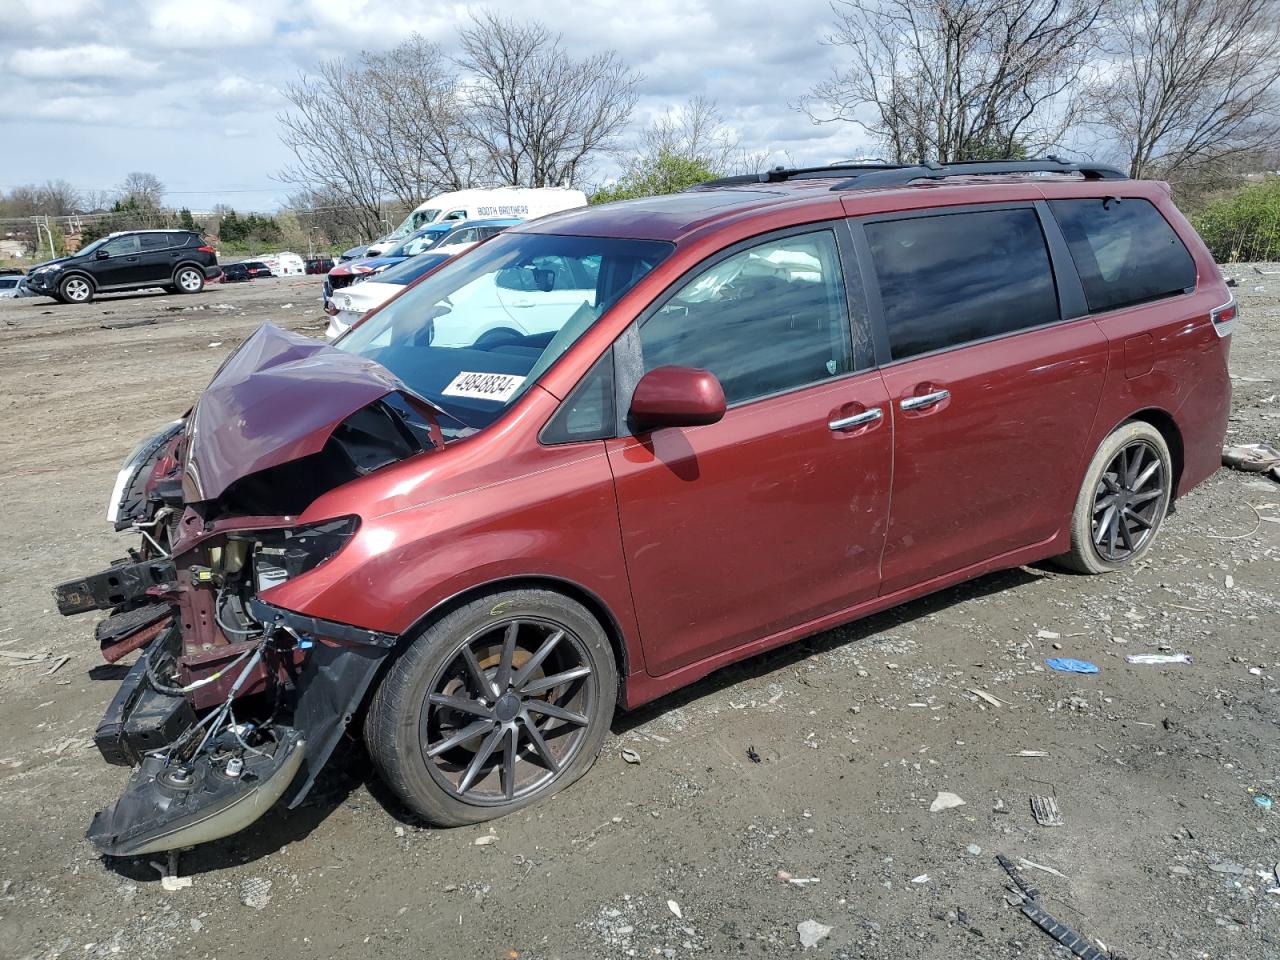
[58,274,93,304]
[174,266,204,294]
[1055,421,1172,574]
[365,589,617,826]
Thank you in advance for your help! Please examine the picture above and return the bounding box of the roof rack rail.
[827,158,1128,190]
[690,162,909,190]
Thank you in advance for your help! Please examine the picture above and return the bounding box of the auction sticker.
[441,371,526,402]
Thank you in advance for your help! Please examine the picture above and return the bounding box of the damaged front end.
[54,324,443,857]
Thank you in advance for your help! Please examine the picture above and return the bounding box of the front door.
[858,205,1109,594]
[607,227,893,676]
[92,234,143,287]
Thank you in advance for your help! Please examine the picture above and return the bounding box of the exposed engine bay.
[53,324,443,856]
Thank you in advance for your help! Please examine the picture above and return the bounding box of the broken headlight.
[246,517,360,593]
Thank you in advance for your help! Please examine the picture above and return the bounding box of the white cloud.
[7,45,158,80]
[148,0,279,49]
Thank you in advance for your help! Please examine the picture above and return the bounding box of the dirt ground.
[0,269,1278,960]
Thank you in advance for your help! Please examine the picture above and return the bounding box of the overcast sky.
[0,0,866,211]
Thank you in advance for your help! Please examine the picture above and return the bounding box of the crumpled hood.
[183,322,438,502]
[28,255,72,272]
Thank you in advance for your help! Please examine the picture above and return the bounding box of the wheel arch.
[59,269,97,291]
[1123,407,1185,496]
[396,574,633,701]
[172,260,206,281]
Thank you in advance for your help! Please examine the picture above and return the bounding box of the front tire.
[365,589,617,826]
[174,266,204,294]
[59,275,93,304]
[1056,421,1173,574]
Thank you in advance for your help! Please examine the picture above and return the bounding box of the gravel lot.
[1,269,1278,960]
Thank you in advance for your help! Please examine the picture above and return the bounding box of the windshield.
[375,253,452,286]
[338,232,672,429]
[411,208,442,230]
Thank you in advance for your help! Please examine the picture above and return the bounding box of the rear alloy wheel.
[1057,421,1172,574]
[175,266,204,294]
[365,590,617,825]
[59,275,93,304]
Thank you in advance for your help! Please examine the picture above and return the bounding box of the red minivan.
[56,159,1233,855]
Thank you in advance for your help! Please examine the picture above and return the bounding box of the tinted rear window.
[866,207,1061,360]
[1049,198,1196,313]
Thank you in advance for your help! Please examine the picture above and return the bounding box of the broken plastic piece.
[1125,653,1192,665]
[1031,795,1065,827]
[1045,658,1099,674]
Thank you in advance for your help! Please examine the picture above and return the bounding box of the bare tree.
[1093,0,1280,179]
[119,172,165,207]
[800,0,1104,163]
[457,12,640,186]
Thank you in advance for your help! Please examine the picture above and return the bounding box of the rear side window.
[639,229,854,406]
[1049,198,1196,313]
[139,234,169,251]
[866,208,1060,360]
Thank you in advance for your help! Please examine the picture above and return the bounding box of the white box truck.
[365,187,586,256]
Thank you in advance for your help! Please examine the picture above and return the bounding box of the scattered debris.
[1125,653,1192,665]
[0,649,49,662]
[239,876,272,909]
[150,853,191,892]
[620,747,641,764]
[100,317,155,330]
[1206,503,1264,540]
[966,844,983,856]
[208,341,223,348]
[1254,794,1273,811]
[930,791,966,813]
[1222,443,1280,482]
[967,688,1006,708]
[1045,658,1099,674]
[667,900,682,919]
[1030,796,1065,827]
[797,920,832,949]
[473,834,497,846]
[1012,750,1048,757]
[43,655,70,675]
[1209,862,1248,875]
[776,870,820,886]
[746,745,761,763]
[1019,857,1069,880]
[997,855,1110,960]
[911,873,930,883]
[1035,630,1061,639]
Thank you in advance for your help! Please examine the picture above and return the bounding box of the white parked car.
[365,187,586,255]
[328,252,597,348]
[0,274,28,299]
[325,252,454,340]
[427,219,521,258]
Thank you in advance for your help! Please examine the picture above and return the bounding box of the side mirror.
[629,365,726,433]
[95,248,111,259]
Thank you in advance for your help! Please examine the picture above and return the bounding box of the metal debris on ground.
[1045,658,1099,674]
[620,747,641,764]
[1222,443,1280,479]
[1125,653,1192,665]
[929,791,966,813]
[997,855,1111,960]
[746,745,761,763]
[239,876,272,909]
[1030,795,1065,827]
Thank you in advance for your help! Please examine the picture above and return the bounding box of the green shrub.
[591,152,719,204]
[1191,177,1280,263]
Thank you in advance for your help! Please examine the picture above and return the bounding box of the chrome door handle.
[900,389,950,411]
[828,407,883,431]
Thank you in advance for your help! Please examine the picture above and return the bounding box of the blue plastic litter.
[1254,794,1273,810]
[1045,657,1099,674]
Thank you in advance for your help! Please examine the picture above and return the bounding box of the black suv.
[26,230,220,304]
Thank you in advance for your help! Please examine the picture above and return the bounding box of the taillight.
[1210,296,1238,338]
[197,245,216,254]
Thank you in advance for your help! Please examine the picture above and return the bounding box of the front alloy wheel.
[365,589,617,826]
[421,618,596,804]
[59,275,92,303]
